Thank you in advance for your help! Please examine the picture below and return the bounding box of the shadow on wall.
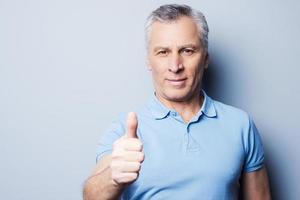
[202,51,233,103]
[202,56,222,100]
[203,52,278,199]
[264,143,280,200]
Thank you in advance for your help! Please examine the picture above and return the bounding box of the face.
[147,16,209,103]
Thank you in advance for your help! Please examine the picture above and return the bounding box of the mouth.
[166,78,187,86]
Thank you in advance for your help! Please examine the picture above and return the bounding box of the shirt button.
[172,112,177,116]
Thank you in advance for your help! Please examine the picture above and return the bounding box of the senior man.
[83,4,271,200]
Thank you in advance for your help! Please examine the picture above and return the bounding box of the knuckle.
[130,140,142,151]
[137,140,143,146]
[137,162,142,170]
[133,139,142,145]
[134,162,141,171]
[132,173,138,180]
[136,141,143,150]
[139,152,145,161]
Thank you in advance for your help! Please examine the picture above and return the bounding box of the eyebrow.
[153,43,199,52]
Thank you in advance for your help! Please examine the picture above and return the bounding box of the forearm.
[241,167,271,200]
[83,155,124,200]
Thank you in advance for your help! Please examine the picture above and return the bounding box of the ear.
[146,57,152,71]
[204,52,209,69]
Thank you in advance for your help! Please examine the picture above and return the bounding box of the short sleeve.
[96,113,126,163]
[243,116,265,173]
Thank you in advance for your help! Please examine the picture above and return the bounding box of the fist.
[110,112,144,186]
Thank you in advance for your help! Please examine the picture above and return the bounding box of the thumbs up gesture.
[126,112,139,138]
[110,112,144,186]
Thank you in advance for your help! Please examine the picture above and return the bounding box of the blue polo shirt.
[96,91,265,200]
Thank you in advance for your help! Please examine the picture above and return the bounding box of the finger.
[123,138,143,151]
[112,172,138,185]
[113,137,142,152]
[126,112,138,138]
[124,151,145,162]
[120,161,141,172]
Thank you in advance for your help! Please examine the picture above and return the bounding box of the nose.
[168,53,183,73]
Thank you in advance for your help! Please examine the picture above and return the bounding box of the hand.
[110,112,144,186]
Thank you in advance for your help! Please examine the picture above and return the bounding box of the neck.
[156,91,204,123]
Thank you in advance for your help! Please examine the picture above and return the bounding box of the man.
[83,4,271,200]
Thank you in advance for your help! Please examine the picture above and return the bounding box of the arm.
[83,154,124,200]
[241,166,271,200]
[83,112,144,200]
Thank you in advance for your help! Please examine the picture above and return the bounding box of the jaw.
[155,81,202,103]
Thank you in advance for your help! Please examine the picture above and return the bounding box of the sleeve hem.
[96,149,112,163]
[243,162,264,173]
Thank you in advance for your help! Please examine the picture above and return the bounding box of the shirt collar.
[147,90,217,120]
[200,90,217,118]
[147,92,171,120]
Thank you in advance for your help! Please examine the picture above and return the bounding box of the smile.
[166,78,187,86]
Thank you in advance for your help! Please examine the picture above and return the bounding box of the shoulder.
[133,98,158,121]
[103,112,128,136]
[211,99,263,154]
[212,99,252,129]
[109,106,152,133]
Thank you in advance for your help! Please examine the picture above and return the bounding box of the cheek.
[187,65,204,84]
[196,67,205,80]
[151,64,166,80]
[150,67,164,86]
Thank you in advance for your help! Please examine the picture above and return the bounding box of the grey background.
[0,0,299,199]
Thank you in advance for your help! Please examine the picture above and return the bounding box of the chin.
[163,90,191,102]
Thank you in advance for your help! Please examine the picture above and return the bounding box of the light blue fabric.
[96,91,265,200]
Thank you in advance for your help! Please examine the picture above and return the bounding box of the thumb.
[126,112,138,138]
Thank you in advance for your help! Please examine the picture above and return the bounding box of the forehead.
[148,16,200,48]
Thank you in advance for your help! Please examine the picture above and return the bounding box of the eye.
[156,50,168,56]
[181,48,195,56]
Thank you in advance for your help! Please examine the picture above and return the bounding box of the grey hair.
[145,4,209,52]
